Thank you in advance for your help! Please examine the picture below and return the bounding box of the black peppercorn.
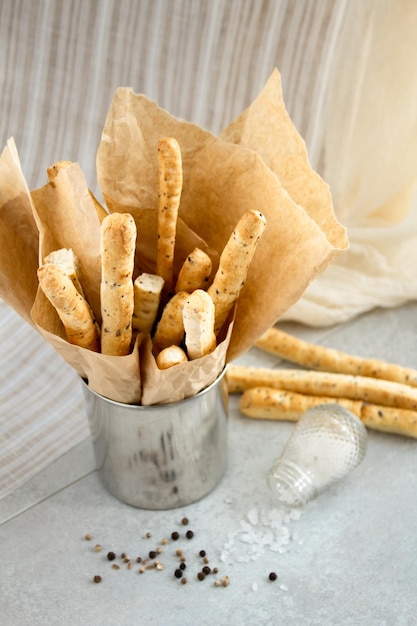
[202,565,211,575]
[149,550,157,559]
[268,572,278,581]
[199,550,206,558]
[179,562,186,571]
[93,575,102,583]
[197,571,206,581]
[171,531,180,541]
[107,551,116,561]
[185,530,194,539]
[174,569,183,579]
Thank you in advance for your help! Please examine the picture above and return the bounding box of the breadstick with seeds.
[156,345,188,369]
[37,263,100,352]
[175,247,212,293]
[133,273,164,333]
[208,209,266,335]
[44,248,85,296]
[183,289,217,360]
[153,291,189,350]
[239,386,417,439]
[156,137,183,294]
[227,364,417,411]
[256,327,417,387]
[100,212,136,356]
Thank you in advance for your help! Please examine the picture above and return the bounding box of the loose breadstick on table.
[100,212,136,356]
[156,137,183,295]
[239,386,417,439]
[256,327,417,387]
[208,209,266,335]
[156,345,188,370]
[153,291,189,350]
[38,263,100,352]
[175,247,212,293]
[226,365,417,411]
[183,289,216,360]
[133,273,164,333]
[239,387,363,421]
[44,248,84,296]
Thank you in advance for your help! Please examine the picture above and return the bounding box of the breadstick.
[175,247,212,293]
[153,291,189,350]
[227,365,417,411]
[256,327,417,387]
[100,212,136,356]
[208,209,266,335]
[156,137,183,294]
[44,248,84,296]
[239,387,417,439]
[133,273,164,333]
[156,345,188,369]
[240,387,362,421]
[37,263,100,352]
[183,289,216,360]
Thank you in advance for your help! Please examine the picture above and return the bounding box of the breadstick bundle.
[32,140,267,402]
[1,70,348,404]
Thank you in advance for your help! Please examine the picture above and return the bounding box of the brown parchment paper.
[0,69,348,406]
[0,140,39,326]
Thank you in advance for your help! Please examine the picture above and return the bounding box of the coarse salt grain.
[220,506,302,566]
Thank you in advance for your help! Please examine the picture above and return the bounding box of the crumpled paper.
[0,69,348,405]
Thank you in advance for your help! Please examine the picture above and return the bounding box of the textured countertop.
[2,303,417,626]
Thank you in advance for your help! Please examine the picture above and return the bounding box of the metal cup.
[81,368,228,509]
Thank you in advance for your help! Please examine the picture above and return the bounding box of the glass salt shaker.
[267,404,368,507]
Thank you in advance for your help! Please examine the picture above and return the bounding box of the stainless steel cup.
[81,369,228,509]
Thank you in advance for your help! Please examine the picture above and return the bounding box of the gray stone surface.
[2,303,417,625]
